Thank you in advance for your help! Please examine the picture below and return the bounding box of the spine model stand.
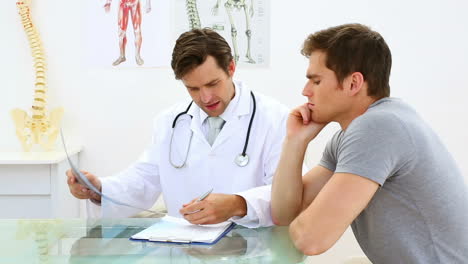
[11,1,64,152]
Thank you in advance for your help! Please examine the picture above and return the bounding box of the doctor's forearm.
[271,139,307,225]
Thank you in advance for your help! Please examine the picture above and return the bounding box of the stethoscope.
[169,91,256,168]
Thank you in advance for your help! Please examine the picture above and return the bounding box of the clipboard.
[130,216,236,245]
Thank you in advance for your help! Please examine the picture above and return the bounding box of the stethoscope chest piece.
[235,154,249,167]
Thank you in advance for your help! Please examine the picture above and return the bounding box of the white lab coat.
[88,81,289,227]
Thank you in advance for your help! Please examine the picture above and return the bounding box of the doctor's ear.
[345,72,365,96]
[228,60,236,76]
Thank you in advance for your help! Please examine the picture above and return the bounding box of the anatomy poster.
[174,0,270,67]
[86,0,172,67]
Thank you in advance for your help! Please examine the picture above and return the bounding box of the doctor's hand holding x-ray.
[66,170,101,202]
[67,28,290,228]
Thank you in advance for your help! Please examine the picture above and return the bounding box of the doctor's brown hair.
[302,23,392,99]
[171,28,233,80]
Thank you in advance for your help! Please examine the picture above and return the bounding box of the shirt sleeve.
[233,185,272,227]
[86,117,164,218]
[318,131,342,172]
[334,113,415,186]
[233,103,289,228]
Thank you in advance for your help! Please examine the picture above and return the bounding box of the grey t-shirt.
[319,97,468,264]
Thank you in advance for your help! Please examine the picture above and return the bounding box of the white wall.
[1,1,467,194]
[1,0,467,262]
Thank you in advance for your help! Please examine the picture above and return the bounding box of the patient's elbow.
[290,224,331,255]
[271,206,301,226]
[272,214,293,226]
[297,241,329,256]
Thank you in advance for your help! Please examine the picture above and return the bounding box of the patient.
[271,23,468,263]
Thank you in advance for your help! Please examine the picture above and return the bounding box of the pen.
[197,188,213,202]
[183,188,213,216]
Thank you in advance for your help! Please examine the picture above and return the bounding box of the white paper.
[131,216,234,244]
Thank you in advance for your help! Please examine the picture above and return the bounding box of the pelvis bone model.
[11,1,64,152]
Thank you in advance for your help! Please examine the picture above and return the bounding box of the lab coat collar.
[234,80,252,118]
[186,80,252,147]
[186,80,251,123]
[197,80,251,124]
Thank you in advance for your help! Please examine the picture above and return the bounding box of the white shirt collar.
[185,80,252,132]
[198,79,250,124]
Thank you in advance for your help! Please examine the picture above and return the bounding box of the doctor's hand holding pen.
[66,170,102,202]
[179,190,247,225]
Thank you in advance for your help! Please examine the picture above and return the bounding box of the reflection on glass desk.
[0,218,306,263]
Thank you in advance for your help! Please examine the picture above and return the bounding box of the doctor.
[67,28,289,227]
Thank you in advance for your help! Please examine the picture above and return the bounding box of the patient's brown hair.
[302,23,392,98]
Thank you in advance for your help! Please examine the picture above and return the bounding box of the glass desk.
[0,218,306,263]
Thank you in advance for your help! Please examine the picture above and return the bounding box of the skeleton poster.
[86,0,270,68]
[174,0,270,67]
[86,0,172,67]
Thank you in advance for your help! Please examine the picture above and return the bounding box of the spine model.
[11,1,64,151]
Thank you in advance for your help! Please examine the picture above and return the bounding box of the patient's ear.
[344,72,365,96]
